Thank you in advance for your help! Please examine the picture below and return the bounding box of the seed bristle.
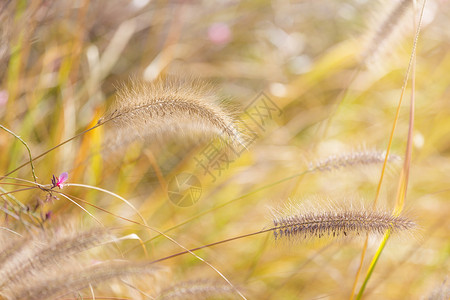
[100,76,244,148]
[272,207,416,241]
[309,149,401,172]
[158,279,237,300]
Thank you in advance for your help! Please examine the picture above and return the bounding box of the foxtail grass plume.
[361,0,413,65]
[424,277,450,300]
[0,227,166,300]
[0,227,111,288]
[308,149,400,172]
[158,279,237,300]
[8,261,164,300]
[272,205,416,241]
[99,76,244,147]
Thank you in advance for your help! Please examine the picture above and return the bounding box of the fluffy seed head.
[0,227,166,300]
[361,0,413,66]
[0,227,111,288]
[158,279,237,300]
[7,261,164,300]
[309,149,401,172]
[99,76,244,148]
[272,205,416,241]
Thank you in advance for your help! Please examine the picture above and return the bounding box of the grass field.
[0,0,449,299]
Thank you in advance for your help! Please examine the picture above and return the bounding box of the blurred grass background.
[0,0,449,299]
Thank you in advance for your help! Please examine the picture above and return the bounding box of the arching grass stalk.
[2,77,244,182]
[0,124,38,182]
[354,1,425,299]
[65,183,148,228]
[356,230,390,299]
[0,123,102,180]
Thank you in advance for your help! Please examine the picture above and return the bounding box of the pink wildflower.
[208,22,232,45]
[51,172,68,189]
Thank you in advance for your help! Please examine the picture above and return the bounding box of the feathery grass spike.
[8,262,164,300]
[99,76,243,146]
[309,149,400,172]
[272,208,415,241]
[0,228,164,300]
[158,279,236,300]
[362,0,412,64]
[0,228,111,287]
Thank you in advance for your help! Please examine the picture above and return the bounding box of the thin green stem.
[356,231,390,300]
[152,170,311,241]
[0,104,142,181]
[151,228,272,264]
[0,124,38,182]
[355,1,426,298]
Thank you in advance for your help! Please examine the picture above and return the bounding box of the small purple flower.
[51,172,68,189]
[45,211,52,221]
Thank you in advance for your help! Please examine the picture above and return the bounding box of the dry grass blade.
[355,1,428,298]
[99,76,243,147]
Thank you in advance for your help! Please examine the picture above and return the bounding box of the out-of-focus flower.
[0,90,8,106]
[208,22,232,45]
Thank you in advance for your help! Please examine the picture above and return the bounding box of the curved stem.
[356,231,390,299]
[0,124,101,180]
[0,186,37,197]
[55,191,247,300]
[65,183,148,227]
[0,124,38,182]
[151,228,273,264]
